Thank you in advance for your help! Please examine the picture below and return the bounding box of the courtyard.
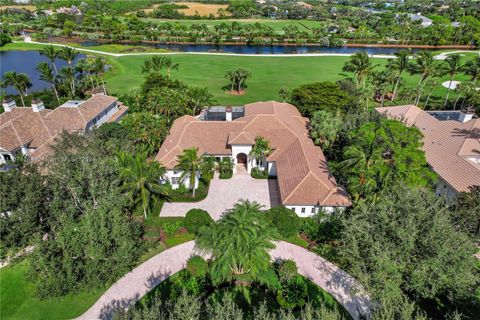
[160,170,281,220]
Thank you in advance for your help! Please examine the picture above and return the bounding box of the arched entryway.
[236,153,248,169]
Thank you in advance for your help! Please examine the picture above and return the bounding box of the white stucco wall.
[85,101,118,131]
[231,144,253,173]
[435,178,457,199]
[165,169,200,190]
[286,205,342,217]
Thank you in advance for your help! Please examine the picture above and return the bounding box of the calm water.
[80,40,426,55]
[0,50,86,95]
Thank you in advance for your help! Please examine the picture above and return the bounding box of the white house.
[376,105,479,198]
[0,94,128,164]
[156,101,351,216]
[407,13,433,27]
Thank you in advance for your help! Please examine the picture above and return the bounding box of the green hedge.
[185,209,213,234]
[169,178,210,202]
[251,167,268,179]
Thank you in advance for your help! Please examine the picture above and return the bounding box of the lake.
[0,50,86,95]
[79,40,427,55]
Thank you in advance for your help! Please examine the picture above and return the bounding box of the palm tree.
[175,147,203,197]
[342,52,376,88]
[309,110,342,152]
[93,57,107,94]
[59,47,79,96]
[225,69,236,92]
[422,74,441,110]
[387,50,410,100]
[161,57,179,79]
[278,87,289,102]
[441,54,462,108]
[464,56,480,85]
[408,50,439,105]
[40,45,59,74]
[58,66,75,97]
[195,200,274,286]
[37,62,60,104]
[1,72,32,107]
[117,151,168,219]
[189,87,215,116]
[249,136,271,170]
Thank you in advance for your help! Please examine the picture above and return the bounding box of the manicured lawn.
[0,260,104,320]
[138,18,321,33]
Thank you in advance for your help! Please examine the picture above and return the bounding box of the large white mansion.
[155,101,351,216]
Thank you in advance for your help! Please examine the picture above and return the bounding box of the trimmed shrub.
[251,167,268,179]
[278,260,298,281]
[265,206,300,238]
[276,275,308,309]
[187,255,208,277]
[185,209,213,234]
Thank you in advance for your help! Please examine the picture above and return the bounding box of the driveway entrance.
[160,172,281,220]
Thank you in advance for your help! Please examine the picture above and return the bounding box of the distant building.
[407,13,433,27]
[0,94,127,164]
[376,105,479,198]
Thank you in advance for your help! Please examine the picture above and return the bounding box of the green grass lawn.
[0,261,105,320]
[137,18,321,33]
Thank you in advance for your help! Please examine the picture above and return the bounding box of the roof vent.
[31,99,45,112]
[459,107,474,123]
[2,98,16,112]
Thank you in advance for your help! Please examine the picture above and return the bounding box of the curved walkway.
[77,240,371,320]
[16,40,478,60]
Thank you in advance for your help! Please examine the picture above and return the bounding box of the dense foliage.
[184,209,213,235]
[264,206,301,238]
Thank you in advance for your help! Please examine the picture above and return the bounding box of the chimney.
[2,98,16,112]
[31,99,45,112]
[225,106,233,121]
[459,107,474,123]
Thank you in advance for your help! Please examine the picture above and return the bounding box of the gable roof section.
[376,105,480,193]
[156,101,351,207]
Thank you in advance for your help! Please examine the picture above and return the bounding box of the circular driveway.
[77,241,371,320]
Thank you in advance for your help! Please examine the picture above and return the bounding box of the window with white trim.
[301,207,306,214]
[311,208,316,214]
[171,177,180,184]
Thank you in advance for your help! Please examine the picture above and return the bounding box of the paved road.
[77,241,371,320]
[160,172,281,220]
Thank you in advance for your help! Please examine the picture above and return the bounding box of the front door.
[236,153,247,169]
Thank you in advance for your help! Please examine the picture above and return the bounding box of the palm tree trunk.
[191,171,196,198]
[424,89,433,110]
[443,76,454,108]
[143,203,147,220]
[52,84,60,104]
[453,94,461,110]
[392,76,401,100]
[101,78,106,94]
[18,93,26,107]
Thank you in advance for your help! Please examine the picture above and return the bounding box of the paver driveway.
[160,171,281,220]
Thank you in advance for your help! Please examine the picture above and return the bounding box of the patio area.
[160,170,281,220]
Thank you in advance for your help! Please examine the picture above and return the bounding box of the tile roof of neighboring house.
[376,105,480,193]
[0,95,121,160]
[156,101,350,207]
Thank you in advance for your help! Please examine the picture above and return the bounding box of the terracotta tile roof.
[376,105,480,193]
[0,95,124,161]
[156,101,351,207]
[107,104,128,123]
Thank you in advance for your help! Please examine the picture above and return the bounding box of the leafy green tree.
[121,112,168,155]
[408,50,440,105]
[225,68,252,94]
[117,151,168,219]
[196,200,274,286]
[265,206,300,238]
[309,110,343,152]
[341,184,478,315]
[58,47,79,96]
[93,57,107,94]
[1,71,32,107]
[336,118,435,202]
[464,56,480,85]
[188,87,215,116]
[162,57,180,79]
[185,209,213,235]
[449,185,480,241]
[290,82,354,117]
[278,86,289,102]
[175,147,203,198]
[342,52,376,88]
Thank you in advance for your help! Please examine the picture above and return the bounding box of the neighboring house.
[407,13,433,27]
[156,101,351,216]
[0,94,128,164]
[376,105,480,198]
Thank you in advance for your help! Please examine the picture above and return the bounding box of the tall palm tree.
[40,45,59,74]
[342,52,376,88]
[235,68,251,93]
[58,66,75,97]
[1,72,32,107]
[441,54,462,108]
[93,57,107,94]
[59,47,79,96]
[37,62,60,104]
[422,75,441,110]
[225,69,236,92]
[175,147,203,197]
[249,136,271,170]
[408,50,439,105]
[117,151,168,219]
[196,200,274,286]
[386,50,410,100]
[189,87,215,116]
[463,56,480,85]
[161,57,179,79]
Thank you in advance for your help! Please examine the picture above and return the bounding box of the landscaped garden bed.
[251,167,268,179]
